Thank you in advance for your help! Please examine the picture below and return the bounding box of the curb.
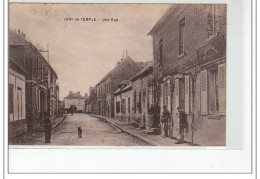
[53,115,66,129]
[93,115,160,146]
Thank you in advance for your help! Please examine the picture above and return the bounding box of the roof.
[9,29,58,79]
[148,4,188,36]
[136,61,149,69]
[64,92,85,99]
[9,30,30,46]
[130,61,153,82]
[114,83,132,95]
[96,56,141,86]
[118,80,130,87]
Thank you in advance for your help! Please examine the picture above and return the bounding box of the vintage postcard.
[8,3,226,146]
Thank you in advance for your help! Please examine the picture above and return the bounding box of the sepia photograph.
[8,3,226,147]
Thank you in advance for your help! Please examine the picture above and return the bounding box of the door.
[17,87,22,120]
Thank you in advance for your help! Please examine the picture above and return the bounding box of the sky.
[9,3,170,99]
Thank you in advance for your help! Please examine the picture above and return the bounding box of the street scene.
[10,113,150,146]
[8,4,226,146]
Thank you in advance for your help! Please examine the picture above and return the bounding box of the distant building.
[58,100,65,115]
[95,55,142,118]
[64,91,86,113]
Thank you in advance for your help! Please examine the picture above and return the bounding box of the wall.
[131,73,153,127]
[114,89,133,122]
[8,69,27,139]
[152,4,226,145]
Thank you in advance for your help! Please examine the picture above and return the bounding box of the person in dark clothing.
[161,105,170,138]
[70,105,74,115]
[44,111,52,143]
[175,107,188,144]
[154,103,160,128]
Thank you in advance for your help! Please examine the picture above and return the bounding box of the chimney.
[18,29,20,34]
[69,91,72,94]
[77,91,80,94]
[125,50,128,57]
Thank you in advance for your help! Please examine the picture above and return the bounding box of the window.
[138,92,142,114]
[17,87,22,119]
[35,57,39,77]
[121,98,126,114]
[116,101,120,113]
[179,18,185,55]
[159,39,163,66]
[206,5,219,38]
[134,91,136,113]
[185,75,190,114]
[200,64,226,115]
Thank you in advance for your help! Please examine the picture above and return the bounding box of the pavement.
[9,115,66,145]
[9,113,149,146]
[93,114,191,146]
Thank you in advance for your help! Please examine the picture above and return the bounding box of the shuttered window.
[218,64,226,114]
[167,80,171,112]
[160,84,163,114]
[200,70,208,115]
[185,75,190,114]
[175,79,179,112]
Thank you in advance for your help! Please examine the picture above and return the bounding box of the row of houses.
[8,30,59,140]
[86,4,226,146]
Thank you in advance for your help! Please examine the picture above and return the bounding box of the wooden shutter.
[167,80,171,112]
[200,70,208,115]
[185,75,190,114]
[149,90,152,107]
[175,79,179,112]
[160,84,163,114]
[218,64,226,115]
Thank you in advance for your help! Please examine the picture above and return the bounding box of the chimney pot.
[77,91,80,94]
[69,91,72,94]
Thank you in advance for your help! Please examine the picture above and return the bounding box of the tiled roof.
[130,61,153,82]
[136,61,149,69]
[114,83,132,95]
[96,56,141,85]
[64,92,85,99]
[9,30,30,46]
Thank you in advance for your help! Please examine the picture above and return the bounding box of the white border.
[2,0,254,175]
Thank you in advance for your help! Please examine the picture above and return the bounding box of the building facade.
[64,91,86,113]
[9,30,59,135]
[148,4,226,145]
[95,56,142,118]
[130,61,154,129]
[85,86,96,113]
[114,61,155,130]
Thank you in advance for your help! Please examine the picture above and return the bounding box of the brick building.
[148,4,226,145]
[95,55,142,118]
[9,30,59,136]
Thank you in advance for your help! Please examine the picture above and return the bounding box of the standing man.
[44,111,52,143]
[70,105,74,115]
[161,105,170,138]
[176,107,187,144]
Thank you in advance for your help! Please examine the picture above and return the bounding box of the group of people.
[161,105,188,144]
